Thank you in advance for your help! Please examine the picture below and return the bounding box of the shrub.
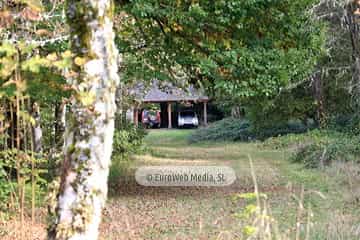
[327,114,360,135]
[188,118,253,143]
[109,120,147,183]
[0,165,13,211]
[263,130,360,168]
[112,121,147,159]
[189,118,315,143]
[291,133,360,168]
[261,129,324,150]
[0,149,47,212]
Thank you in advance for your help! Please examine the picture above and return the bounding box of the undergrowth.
[189,118,314,143]
[189,118,252,143]
[262,130,360,168]
[230,156,314,240]
[109,121,147,184]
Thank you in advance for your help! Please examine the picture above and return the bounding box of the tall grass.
[224,155,313,240]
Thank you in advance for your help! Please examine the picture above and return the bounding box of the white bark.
[49,1,119,239]
[32,102,42,154]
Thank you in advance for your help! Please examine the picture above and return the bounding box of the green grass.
[104,129,360,240]
[144,129,195,147]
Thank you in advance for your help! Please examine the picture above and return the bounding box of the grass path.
[2,129,357,239]
[101,129,355,240]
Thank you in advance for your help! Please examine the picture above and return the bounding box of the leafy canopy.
[116,0,325,103]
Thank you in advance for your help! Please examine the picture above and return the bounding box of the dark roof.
[130,81,209,103]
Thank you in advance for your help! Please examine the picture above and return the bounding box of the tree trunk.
[54,100,67,150]
[48,0,120,239]
[346,1,360,108]
[312,71,325,126]
[32,102,42,155]
[231,106,243,118]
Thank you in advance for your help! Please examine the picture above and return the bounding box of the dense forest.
[1,0,360,239]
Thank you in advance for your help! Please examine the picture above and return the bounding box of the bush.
[188,118,253,143]
[0,149,47,212]
[263,130,360,168]
[109,120,147,183]
[112,121,147,160]
[327,114,360,135]
[261,129,323,150]
[189,118,315,143]
[291,132,360,168]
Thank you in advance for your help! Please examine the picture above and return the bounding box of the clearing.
[2,130,359,240]
[101,130,359,240]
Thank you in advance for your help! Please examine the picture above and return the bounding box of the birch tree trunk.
[32,102,42,155]
[48,0,119,239]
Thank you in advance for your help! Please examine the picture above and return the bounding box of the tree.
[48,0,120,239]
[345,0,360,109]
[113,0,325,126]
[300,0,359,124]
[0,0,70,231]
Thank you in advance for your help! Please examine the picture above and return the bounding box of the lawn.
[101,129,360,240]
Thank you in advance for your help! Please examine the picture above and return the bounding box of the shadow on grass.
[108,174,288,199]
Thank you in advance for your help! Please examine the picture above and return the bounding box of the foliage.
[0,1,69,223]
[0,159,14,211]
[262,130,320,150]
[117,0,325,105]
[113,120,147,160]
[254,120,316,140]
[326,114,360,135]
[263,130,360,168]
[189,118,316,143]
[246,83,318,128]
[189,118,251,143]
[291,133,360,168]
[259,0,356,127]
[0,149,47,211]
[247,0,360,128]
[109,119,147,184]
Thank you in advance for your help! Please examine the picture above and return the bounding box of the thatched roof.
[130,81,209,103]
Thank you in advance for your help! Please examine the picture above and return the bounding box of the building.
[129,81,209,128]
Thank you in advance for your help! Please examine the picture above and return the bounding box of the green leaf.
[18,41,36,54]
[19,111,35,126]
[0,57,17,78]
[77,91,96,106]
[18,0,44,12]
[21,55,50,73]
[0,42,17,57]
